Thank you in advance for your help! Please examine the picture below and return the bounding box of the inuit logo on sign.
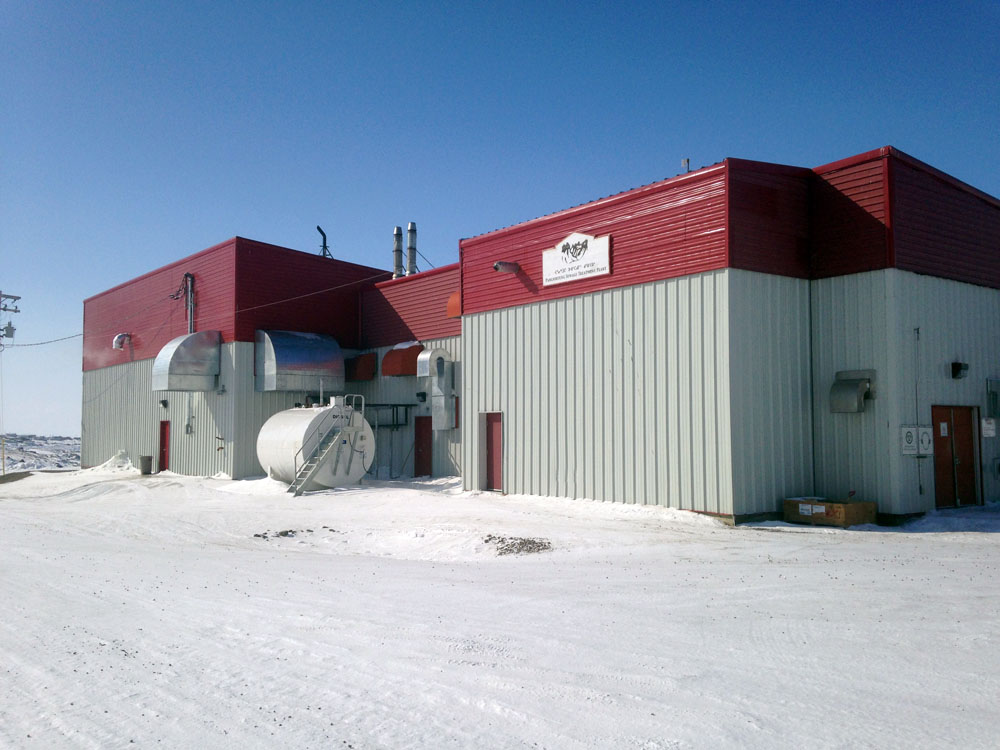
[561,237,589,263]
[542,232,611,286]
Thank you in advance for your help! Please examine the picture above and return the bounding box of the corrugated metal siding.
[892,159,1000,289]
[728,271,813,515]
[83,240,238,371]
[810,272,893,508]
[460,166,728,315]
[461,270,734,513]
[82,351,238,477]
[727,160,811,278]
[361,264,462,347]
[234,238,390,349]
[83,342,330,480]
[810,157,890,278]
[229,342,313,478]
[349,336,462,478]
[882,271,1000,513]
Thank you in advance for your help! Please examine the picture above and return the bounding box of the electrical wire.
[6,333,82,348]
[5,267,401,348]
[233,271,391,314]
[415,248,436,270]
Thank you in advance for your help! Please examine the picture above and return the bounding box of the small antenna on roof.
[317,226,332,258]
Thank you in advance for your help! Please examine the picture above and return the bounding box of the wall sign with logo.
[542,232,611,287]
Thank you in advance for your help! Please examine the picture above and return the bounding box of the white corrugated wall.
[461,270,735,513]
[82,347,242,477]
[82,343,312,479]
[810,271,893,508]
[885,270,1000,513]
[728,270,813,515]
[349,336,461,478]
[812,269,1000,514]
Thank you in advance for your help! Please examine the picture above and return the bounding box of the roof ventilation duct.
[151,330,221,392]
[255,330,345,392]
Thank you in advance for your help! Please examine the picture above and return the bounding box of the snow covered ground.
[1,440,999,749]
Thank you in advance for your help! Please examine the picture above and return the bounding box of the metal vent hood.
[255,330,345,392]
[151,330,221,392]
[830,369,876,413]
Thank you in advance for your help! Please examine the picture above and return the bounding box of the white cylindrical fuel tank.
[256,403,375,489]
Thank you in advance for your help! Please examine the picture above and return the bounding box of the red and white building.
[82,146,1000,521]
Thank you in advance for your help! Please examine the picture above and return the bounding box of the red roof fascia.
[374,262,460,289]
[83,237,238,304]
[460,162,727,247]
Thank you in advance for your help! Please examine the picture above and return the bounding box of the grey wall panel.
[883,270,1000,513]
[728,271,813,515]
[810,272,893,509]
[461,271,735,513]
[82,352,238,478]
[229,342,309,479]
[812,269,1000,515]
[349,336,461,478]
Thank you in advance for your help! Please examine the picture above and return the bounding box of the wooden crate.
[783,498,877,528]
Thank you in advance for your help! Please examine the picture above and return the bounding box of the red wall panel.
[727,159,811,278]
[361,264,462,348]
[459,166,728,315]
[233,238,390,349]
[82,239,238,371]
[810,153,890,278]
[891,157,1000,289]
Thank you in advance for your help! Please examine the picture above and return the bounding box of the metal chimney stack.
[392,226,404,279]
[406,222,417,276]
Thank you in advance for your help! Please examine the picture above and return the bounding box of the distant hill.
[2,434,80,473]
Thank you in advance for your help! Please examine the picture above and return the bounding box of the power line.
[4,267,410,348]
[7,333,82,348]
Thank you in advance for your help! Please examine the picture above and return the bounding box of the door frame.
[931,404,982,508]
[483,412,503,492]
[414,415,433,477]
[158,420,170,473]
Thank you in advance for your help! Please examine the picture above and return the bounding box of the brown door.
[414,416,432,476]
[931,405,980,508]
[485,412,503,491]
[158,421,170,472]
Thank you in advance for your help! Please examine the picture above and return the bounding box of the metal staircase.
[287,395,365,496]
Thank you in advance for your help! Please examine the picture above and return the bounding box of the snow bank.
[1,453,998,748]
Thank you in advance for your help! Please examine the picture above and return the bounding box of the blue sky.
[1,1,998,436]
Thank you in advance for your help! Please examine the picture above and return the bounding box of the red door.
[931,406,980,508]
[414,416,432,476]
[158,421,170,472]
[485,412,503,491]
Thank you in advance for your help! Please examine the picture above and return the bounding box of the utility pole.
[0,291,20,346]
[0,291,18,473]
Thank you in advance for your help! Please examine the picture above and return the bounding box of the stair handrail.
[290,395,365,477]
[292,406,340,477]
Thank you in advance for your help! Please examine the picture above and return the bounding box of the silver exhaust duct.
[406,222,417,275]
[392,226,404,278]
